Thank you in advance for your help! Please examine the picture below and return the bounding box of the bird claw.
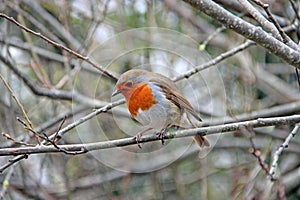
[134,128,166,147]
[133,134,142,149]
[133,128,153,149]
[156,129,166,145]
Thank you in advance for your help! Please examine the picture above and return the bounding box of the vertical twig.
[295,68,300,91]
[0,74,33,129]
[242,126,276,181]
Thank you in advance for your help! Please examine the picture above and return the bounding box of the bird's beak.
[112,89,122,97]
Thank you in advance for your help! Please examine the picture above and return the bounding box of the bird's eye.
[125,81,133,87]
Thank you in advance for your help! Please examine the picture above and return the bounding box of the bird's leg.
[156,127,167,145]
[133,128,152,148]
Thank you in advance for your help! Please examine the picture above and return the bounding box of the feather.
[152,82,202,122]
[149,72,210,148]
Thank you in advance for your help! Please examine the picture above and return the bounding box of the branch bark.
[182,0,300,68]
[1,115,299,156]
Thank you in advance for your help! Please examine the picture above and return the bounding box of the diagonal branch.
[238,0,282,40]
[43,99,125,143]
[0,53,112,107]
[182,0,300,68]
[172,40,255,81]
[269,123,300,177]
[0,13,118,81]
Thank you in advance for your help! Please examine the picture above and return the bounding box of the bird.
[112,69,210,148]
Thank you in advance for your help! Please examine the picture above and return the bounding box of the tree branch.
[0,53,113,107]
[182,0,300,68]
[269,123,300,178]
[0,115,299,156]
[172,40,255,81]
[0,12,118,81]
[238,0,282,40]
[43,99,125,143]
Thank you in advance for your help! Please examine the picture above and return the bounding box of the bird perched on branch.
[112,69,210,148]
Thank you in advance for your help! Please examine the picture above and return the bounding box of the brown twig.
[0,73,33,129]
[1,132,35,147]
[0,99,125,173]
[225,100,275,181]
[238,0,282,40]
[0,13,118,81]
[44,99,125,143]
[245,127,276,181]
[295,68,300,91]
[16,117,40,142]
[42,117,87,155]
[0,154,28,173]
[252,0,290,44]
[17,116,87,155]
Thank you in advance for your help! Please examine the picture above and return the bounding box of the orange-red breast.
[112,69,210,148]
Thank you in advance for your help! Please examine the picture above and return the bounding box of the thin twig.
[1,132,35,147]
[238,0,282,40]
[0,53,112,108]
[0,154,28,173]
[249,0,300,51]
[224,102,275,180]
[0,73,33,129]
[269,123,300,179]
[245,127,275,181]
[289,0,300,21]
[183,0,300,68]
[17,117,86,155]
[43,99,125,143]
[172,40,255,81]
[0,13,118,81]
[5,1,63,43]
[0,99,125,173]
[199,26,226,51]
[295,68,300,91]
[16,117,40,143]
[252,0,290,44]
[175,20,298,94]
[53,116,66,141]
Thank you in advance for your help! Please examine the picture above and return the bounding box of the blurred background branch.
[0,0,300,199]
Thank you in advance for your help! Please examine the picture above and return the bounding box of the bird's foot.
[133,128,152,149]
[133,133,143,149]
[156,128,166,145]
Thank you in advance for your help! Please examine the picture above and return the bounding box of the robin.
[112,69,210,148]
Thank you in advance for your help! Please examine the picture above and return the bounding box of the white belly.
[135,103,169,131]
[134,83,181,131]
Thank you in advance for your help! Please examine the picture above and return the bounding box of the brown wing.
[153,82,202,122]
[148,72,210,148]
[157,83,210,147]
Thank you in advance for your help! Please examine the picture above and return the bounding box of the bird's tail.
[193,135,210,148]
[185,113,210,148]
